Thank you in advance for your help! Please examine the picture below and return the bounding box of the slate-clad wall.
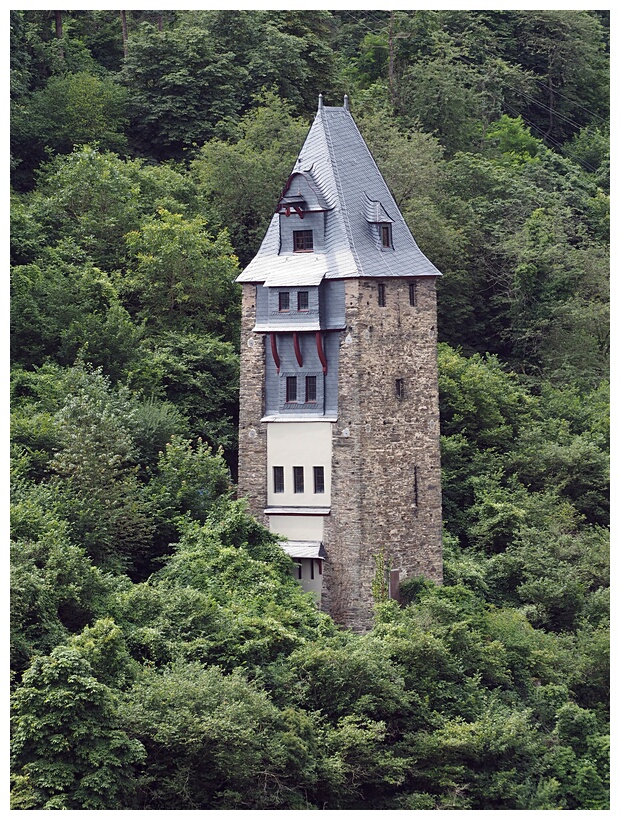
[319,280,346,329]
[322,276,443,631]
[238,284,268,526]
[265,332,340,417]
[279,209,326,254]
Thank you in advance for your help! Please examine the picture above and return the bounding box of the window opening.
[294,560,302,580]
[310,559,315,580]
[305,375,317,403]
[378,283,386,307]
[409,281,417,306]
[381,224,392,248]
[279,291,290,312]
[273,466,284,494]
[389,569,401,602]
[396,378,404,398]
[297,291,309,311]
[286,376,297,403]
[293,230,313,252]
[313,466,325,494]
[293,466,304,493]
[413,466,419,506]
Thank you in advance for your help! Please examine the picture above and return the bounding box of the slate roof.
[237,98,441,284]
[279,541,326,560]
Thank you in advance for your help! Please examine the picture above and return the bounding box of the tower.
[237,96,442,631]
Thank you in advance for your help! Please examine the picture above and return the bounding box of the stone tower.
[236,96,442,631]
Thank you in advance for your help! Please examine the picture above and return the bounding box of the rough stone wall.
[322,277,443,631]
[237,284,268,526]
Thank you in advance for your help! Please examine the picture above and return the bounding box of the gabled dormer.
[364,194,394,251]
[277,169,330,256]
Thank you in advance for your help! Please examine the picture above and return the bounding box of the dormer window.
[297,291,309,311]
[279,292,290,312]
[381,224,392,249]
[293,230,313,252]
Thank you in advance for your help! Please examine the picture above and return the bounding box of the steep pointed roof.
[237,99,441,283]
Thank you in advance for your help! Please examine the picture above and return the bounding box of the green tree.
[11,643,144,809]
[12,71,128,172]
[124,209,240,339]
[122,17,247,160]
[126,331,239,453]
[191,93,310,266]
[120,663,319,809]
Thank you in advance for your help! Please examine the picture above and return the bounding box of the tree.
[11,642,144,809]
[191,93,310,266]
[122,18,247,160]
[12,70,129,161]
[123,209,240,340]
[120,663,319,809]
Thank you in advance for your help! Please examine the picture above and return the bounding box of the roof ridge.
[345,112,419,247]
[319,109,363,275]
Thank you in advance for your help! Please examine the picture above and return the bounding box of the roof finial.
[344,94,349,111]
[318,93,324,111]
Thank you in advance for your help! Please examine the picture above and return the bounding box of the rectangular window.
[294,560,302,580]
[286,376,297,403]
[293,230,313,252]
[293,466,304,493]
[409,281,417,306]
[378,283,386,306]
[313,466,325,494]
[381,224,392,248]
[396,378,404,398]
[305,375,317,402]
[273,466,284,494]
[279,291,290,311]
[389,569,401,602]
[413,466,419,507]
[297,290,309,311]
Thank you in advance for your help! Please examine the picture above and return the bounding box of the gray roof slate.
[237,102,441,284]
[279,541,326,559]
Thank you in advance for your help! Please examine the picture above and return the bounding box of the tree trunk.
[120,10,128,58]
[54,10,64,60]
[388,11,395,107]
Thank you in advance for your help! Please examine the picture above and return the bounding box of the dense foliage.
[10,10,609,810]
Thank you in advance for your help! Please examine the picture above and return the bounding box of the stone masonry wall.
[237,284,268,527]
[322,277,443,631]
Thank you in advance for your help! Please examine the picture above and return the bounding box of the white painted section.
[290,558,323,600]
[268,514,324,542]
[267,422,332,507]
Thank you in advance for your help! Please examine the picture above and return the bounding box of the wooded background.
[10,10,609,810]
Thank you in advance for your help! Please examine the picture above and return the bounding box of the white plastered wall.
[268,514,324,541]
[266,421,332,507]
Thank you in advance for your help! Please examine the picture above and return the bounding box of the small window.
[378,283,386,307]
[273,466,284,494]
[305,375,317,403]
[293,466,304,493]
[381,224,392,248]
[313,466,325,494]
[279,291,290,312]
[396,378,404,398]
[293,230,313,252]
[297,291,309,311]
[294,560,302,580]
[286,376,297,403]
[409,281,417,306]
[413,465,419,507]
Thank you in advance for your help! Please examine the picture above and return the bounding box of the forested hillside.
[10,10,609,810]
